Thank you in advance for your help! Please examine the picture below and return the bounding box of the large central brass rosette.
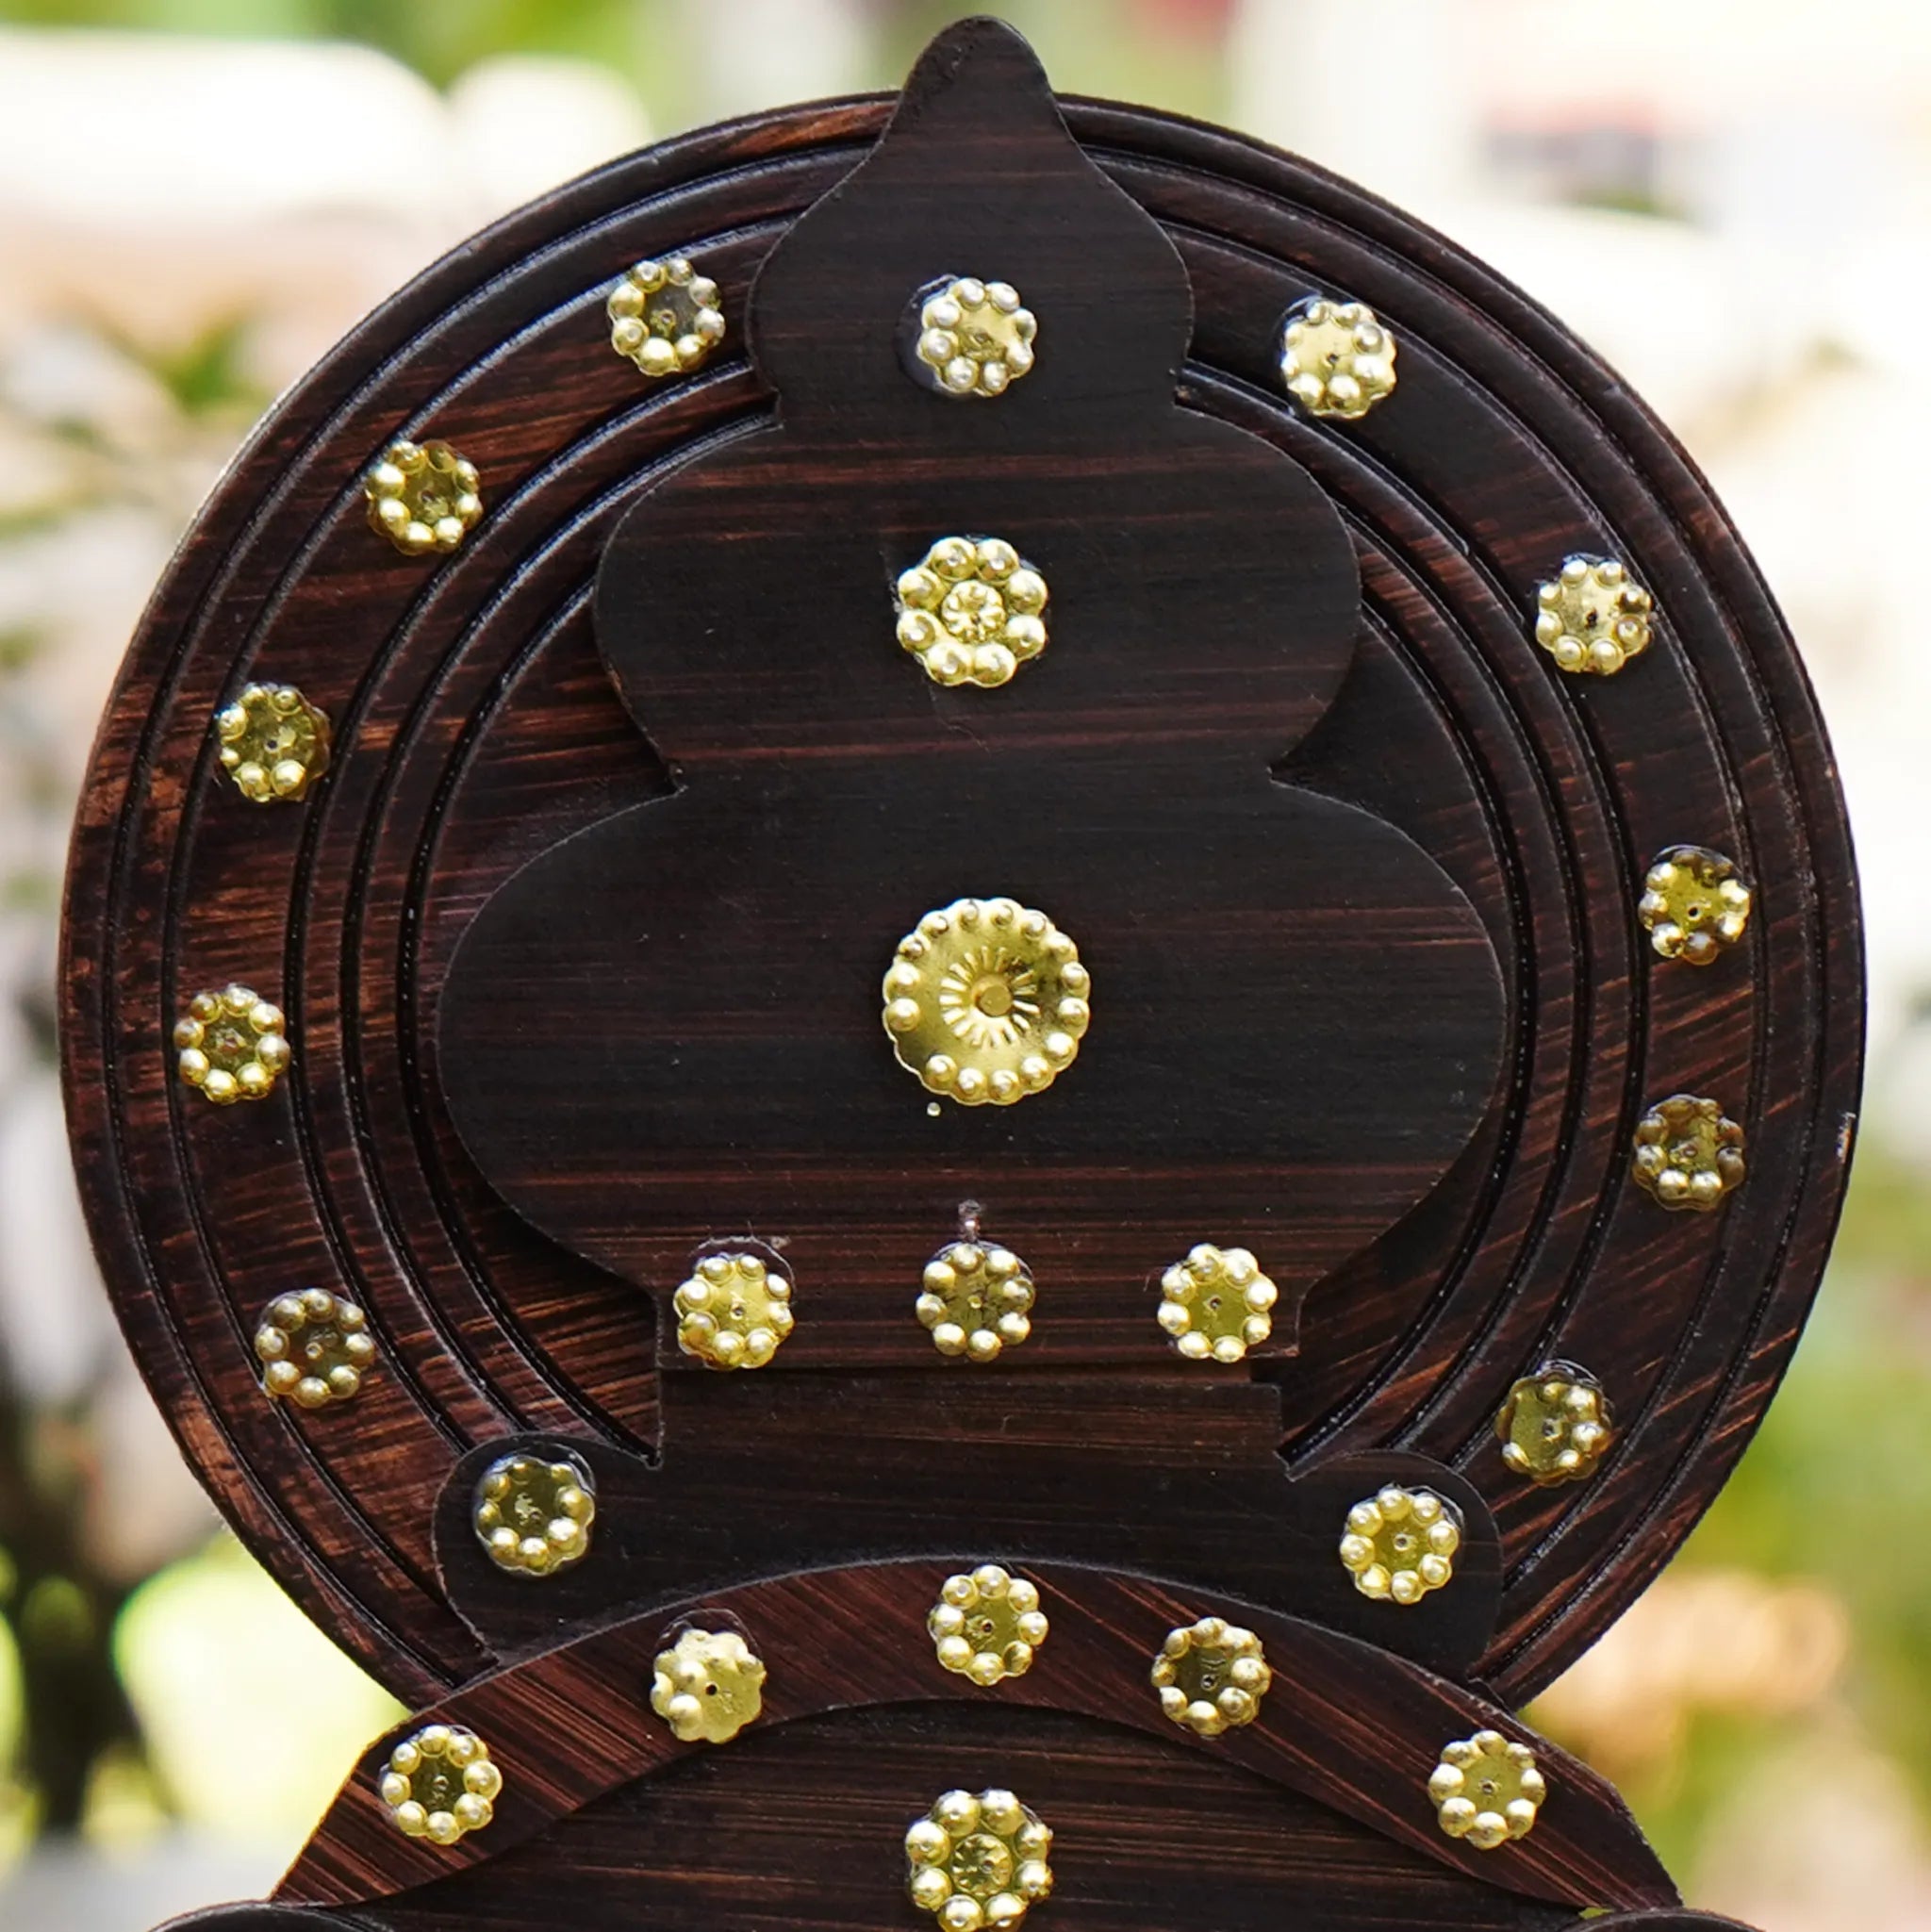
[882,897,1090,1107]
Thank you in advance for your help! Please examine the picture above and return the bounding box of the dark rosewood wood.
[428,1427,1503,1676]
[436,21,1508,1362]
[272,1561,1673,1914]
[61,15,1860,1932]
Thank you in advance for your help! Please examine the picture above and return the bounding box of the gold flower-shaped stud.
[1339,1486,1461,1606]
[896,537,1048,688]
[672,1251,795,1369]
[364,438,483,557]
[650,1627,766,1743]
[912,276,1037,398]
[174,984,290,1106]
[379,1724,502,1844]
[255,1289,376,1409]
[929,1566,1048,1686]
[1429,1730,1544,1850]
[1151,1615,1272,1738]
[1279,296,1397,419]
[918,1241,1034,1361]
[1638,846,1752,965]
[607,256,725,379]
[214,684,331,803]
[1534,555,1654,676]
[1155,1244,1277,1363]
[472,1451,596,1577]
[883,898,1090,1107]
[906,1788,1054,1931]
[1495,1365,1614,1485]
[1632,1093,1745,1211]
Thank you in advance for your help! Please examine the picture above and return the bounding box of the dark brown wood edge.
[56,96,899,1706]
[425,1433,1506,1676]
[58,75,1863,1710]
[1060,103,1865,1698]
[274,1559,1674,1912]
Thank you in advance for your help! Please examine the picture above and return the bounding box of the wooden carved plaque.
[60,18,1860,1932]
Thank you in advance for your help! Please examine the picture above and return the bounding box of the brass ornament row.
[374,1569,1546,1909]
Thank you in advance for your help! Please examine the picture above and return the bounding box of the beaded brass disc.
[883,898,1090,1107]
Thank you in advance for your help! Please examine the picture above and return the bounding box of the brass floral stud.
[1429,1730,1543,1849]
[1533,555,1654,676]
[883,898,1090,1107]
[1155,1244,1277,1363]
[364,438,483,556]
[255,1289,376,1410]
[906,1788,1054,1930]
[1279,296,1397,419]
[895,537,1048,688]
[650,1627,766,1743]
[378,1724,502,1844]
[607,256,725,379]
[1495,1364,1614,1485]
[672,1251,795,1368]
[214,684,331,803]
[1632,1093,1745,1211]
[929,1566,1048,1686]
[911,276,1037,398]
[174,984,290,1106]
[918,1240,1034,1361]
[1638,846,1752,965]
[472,1450,596,1577]
[1151,1615,1272,1738]
[1339,1486,1461,1605]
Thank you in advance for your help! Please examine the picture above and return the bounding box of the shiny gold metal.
[650,1627,766,1743]
[607,256,725,379]
[174,984,290,1106]
[1534,555,1654,676]
[917,1240,1034,1361]
[1150,1615,1272,1738]
[1339,1486,1461,1605]
[472,1451,596,1577]
[1495,1365,1614,1485]
[672,1251,795,1369]
[1279,296,1397,419]
[896,537,1048,688]
[1638,846,1752,965]
[364,438,483,556]
[378,1723,502,1844]
[214,684,331,802]
[913,277,1037,398]
[1429,1730,1544,1850]
[906,1788,1054,1930]
[255,1289,375,1409]
[929,1566,1048,1686]
[1155,1244,1276,1363]
[883,898,1089,1107]
[1632,1093,1745,1211]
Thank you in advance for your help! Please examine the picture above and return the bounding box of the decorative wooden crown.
[61,17,1861,1932]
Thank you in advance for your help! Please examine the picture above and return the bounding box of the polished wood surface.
[59,17,1860,1931]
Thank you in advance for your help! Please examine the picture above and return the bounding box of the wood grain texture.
[272,1560,1675,1914]
[437,24,1507,1369]
[59,5,1859,1762]
[428,1427,1503,1676]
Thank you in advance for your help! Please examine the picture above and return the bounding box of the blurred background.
[0,1,1927,1926]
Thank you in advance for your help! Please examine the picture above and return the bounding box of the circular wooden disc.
[61,89,1860,1707]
